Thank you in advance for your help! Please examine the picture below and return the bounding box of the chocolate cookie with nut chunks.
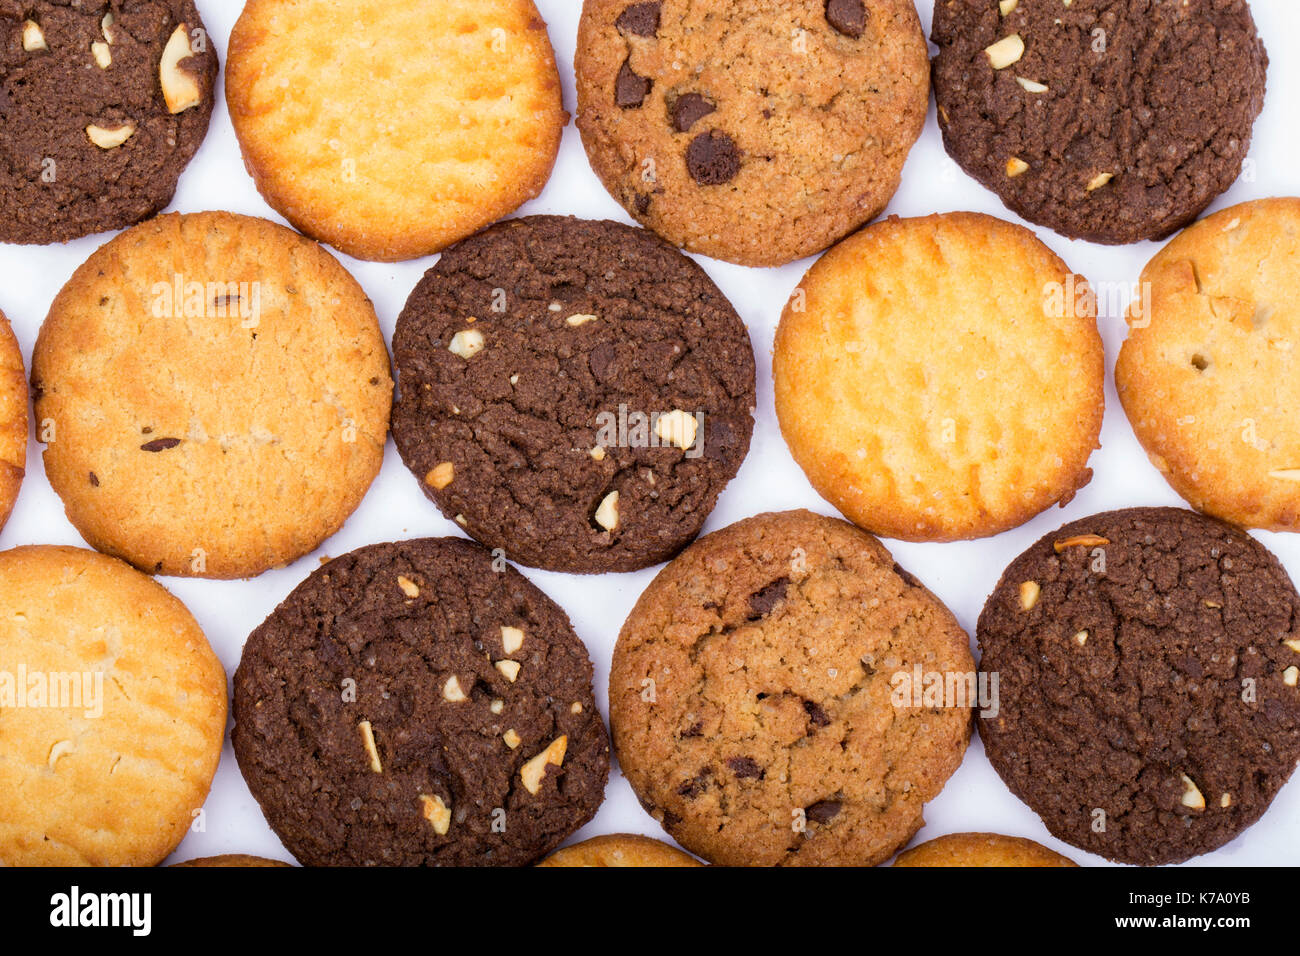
[0,0,217,244]
[610,510,974,866]
[931,0,1266,245]
[233,538,610,867]
[393,215,755,575]
[575,0,929,266]
[978,508,1300,865]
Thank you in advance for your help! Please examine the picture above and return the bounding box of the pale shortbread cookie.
[33,212,392,579]
[0,546,226,866]
[774,212,1104,542]
[1117,198,1300,531]
[226,0,566,262]
[537,833,702,867]
[0,311,27,532]
[892,832,1077,867]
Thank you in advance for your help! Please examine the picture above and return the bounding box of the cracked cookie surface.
[931,0,1266,245]
[575,0,929,266]
[32,211,392,579]
[232,538,610,867]
[1117,199,1300,531]
[392,215,756,575]
[610,509,973,866]
[978,507,1300,865]
[0,0,216,244]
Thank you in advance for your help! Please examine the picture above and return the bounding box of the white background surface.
[3,0,1297,867]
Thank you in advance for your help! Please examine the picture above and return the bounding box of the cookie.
[892,832,1077,867]
[610,510,974,867]
[392,216,756,574]
[233,538,610,867]
[774,212,1104,542]
[0,545,226,866]
[172,854,291,868]
[1117,199,1300,531]
[931,0,1266,245]
[0,1,217,244]
[0,310,27,532]
[226,0,566,262]
[978,508,1300,865]
[575,0,929,266]
[32,211,392,580]
[537,833,702,867]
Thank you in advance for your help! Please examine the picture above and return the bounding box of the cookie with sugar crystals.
[226,0,566,262]
[32,211,392,579]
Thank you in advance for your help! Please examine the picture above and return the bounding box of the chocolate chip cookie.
[978,508,1300,865]
[575,0,929,266]
[931,0,1266,245]
[610,510,974,866]
[232,538,610,867]
[0,0,217,244]
[392,215,756,575]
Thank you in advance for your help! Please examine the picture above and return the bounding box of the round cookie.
[1117,199,1300,531]
[978,508,1300,866]
[172,854,291,868]
[0,1,217,244]
[774,212,1104,542]
[610,510,974,867]
[892,833,1077,867]
[931,0,1266,245]
[537,833,702,867]
[232,538,610,867]
[0,545,226,866]
[226,0,565,262]
[575,0,929,266]
[32,211,392,580]
[393,216,756,574]
[0,311,27,532]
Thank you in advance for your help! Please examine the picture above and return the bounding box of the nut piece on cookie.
[520,736,568,795]
[160,25,202,113]
[86,123,136,149]
[420,794,452,835]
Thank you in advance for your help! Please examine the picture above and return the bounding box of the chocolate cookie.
[232,538,610,867]
[931,0,1266,245]
[392,216,756,575]
[610,510,975,866]
[978,508,1300,865]
[0,0,217,244]
[575,0,930,266]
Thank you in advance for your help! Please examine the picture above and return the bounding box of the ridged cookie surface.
[774,212,1104,541]
[226,0,566,262]
[1117,198,1300,531]
[0,546,226,866]
[611,510,973,866]
[32,211,392,579]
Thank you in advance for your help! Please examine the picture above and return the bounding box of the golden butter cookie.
[575,0,929,267]
[892,832,1077,867]
[1116,198,1300,531]
[537,833,702,867]
[0,311,27,532]
[610,510,974,867]
[32,211,392,580]
[172,854,291,867]
[226,0,566,263]
[774,212,1104,542]
[0,545,226,866]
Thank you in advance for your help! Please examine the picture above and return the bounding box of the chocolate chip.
[825,0,867,38]
[727,756,764,779]
[806,799,842,824]
[677,768,711,798]
[615,2,661,37]
[803,699,831,728]
[672,93,715,133]
[634,192,651,214]
[892,562,922,589]
[686,130,740,185]
[748,577,789,619]
[615,58,652,109]
[589,342,617,382]
[141,438,182,452]
[88,472,99,487]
